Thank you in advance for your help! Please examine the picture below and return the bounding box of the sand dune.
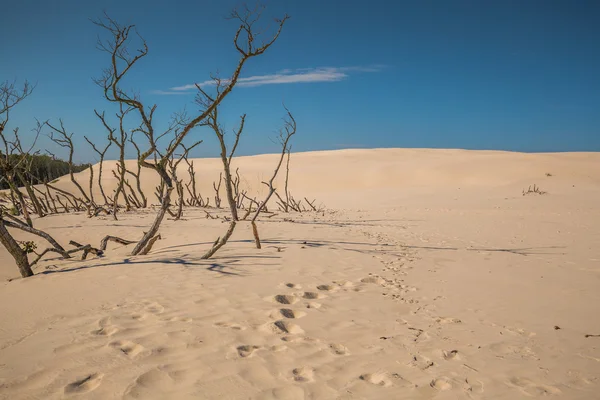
[1,149,599,399]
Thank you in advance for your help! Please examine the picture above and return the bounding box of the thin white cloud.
[162,65,385,94]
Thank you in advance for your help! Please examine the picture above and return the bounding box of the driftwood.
[100,235,136,251]
[139,234,161,255]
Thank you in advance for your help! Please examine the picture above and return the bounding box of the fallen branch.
[100,235,136,251]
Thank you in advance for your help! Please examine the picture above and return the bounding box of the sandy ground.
[0,149,599,399]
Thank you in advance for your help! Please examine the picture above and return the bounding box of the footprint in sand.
[487,342,536,360]
[285,283,301,289]
[144,302,165,314]
[273,294,298,305]
[64,373,104,395]
[92,318,119,337]
[360,372,392,387]
[273,320,304,335]
[442,349,460,360]
[360,276,386,286]
[333,280,354,289]
[301,292,324,300]
[214,321,246,331]
[124,368,178,398]
[163,316,193,323]
[329,343,349,355]
[507,377,561,396]
[54,341,93,355]
[411,354,434,370]
[292,367,314,382]
[281,336,320,344]
[316,284,337,292]
[464,378,484,394]
[279,309,306,319]
[109,340,145,357]
[237,345,261,358]
[430,377,453,391]
[435,317,462,325]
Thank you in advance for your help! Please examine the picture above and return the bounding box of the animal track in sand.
[292,367,314,382]
[109,340,145,357]
[274,294,298,305]
[329,343,349,355]
[360,372,392,387]
[214,321,246,331]
[279,308,306,319]
[507,377,561,396]
[64,373,104,395]
[237,345,261,358]
[273,320,305,335]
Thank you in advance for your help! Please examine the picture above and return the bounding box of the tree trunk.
[13,186,33,227]
[0,219,33,278]
[251,221,261,249]
[219,148,239,221]
[88,165,96,205]
[130,186,173,256]
[201,221,237,259]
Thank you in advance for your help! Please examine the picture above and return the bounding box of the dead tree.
[126,133,147,208]
[251,108,296,249]
[0,80,38,226]
[13,126,46,218]
[0,209,102,278]
[95,105,132,219]
[213,173,223,208]
[0,216,33,277]
[46,120,92,204]
[183,158,204,206]
[198,107,246,259]
[233,168,247,209]
[167,140,202,220]
[93,6,288,256]
[84,136,112,205]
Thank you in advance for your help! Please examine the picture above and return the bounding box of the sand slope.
[0,149,599,399]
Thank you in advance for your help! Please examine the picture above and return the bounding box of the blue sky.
[1,0,599,163]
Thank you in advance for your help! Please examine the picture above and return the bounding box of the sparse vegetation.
[522,184,547,196]
[0,3,327,278]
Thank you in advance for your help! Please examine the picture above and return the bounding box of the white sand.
[0,148,599,399]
